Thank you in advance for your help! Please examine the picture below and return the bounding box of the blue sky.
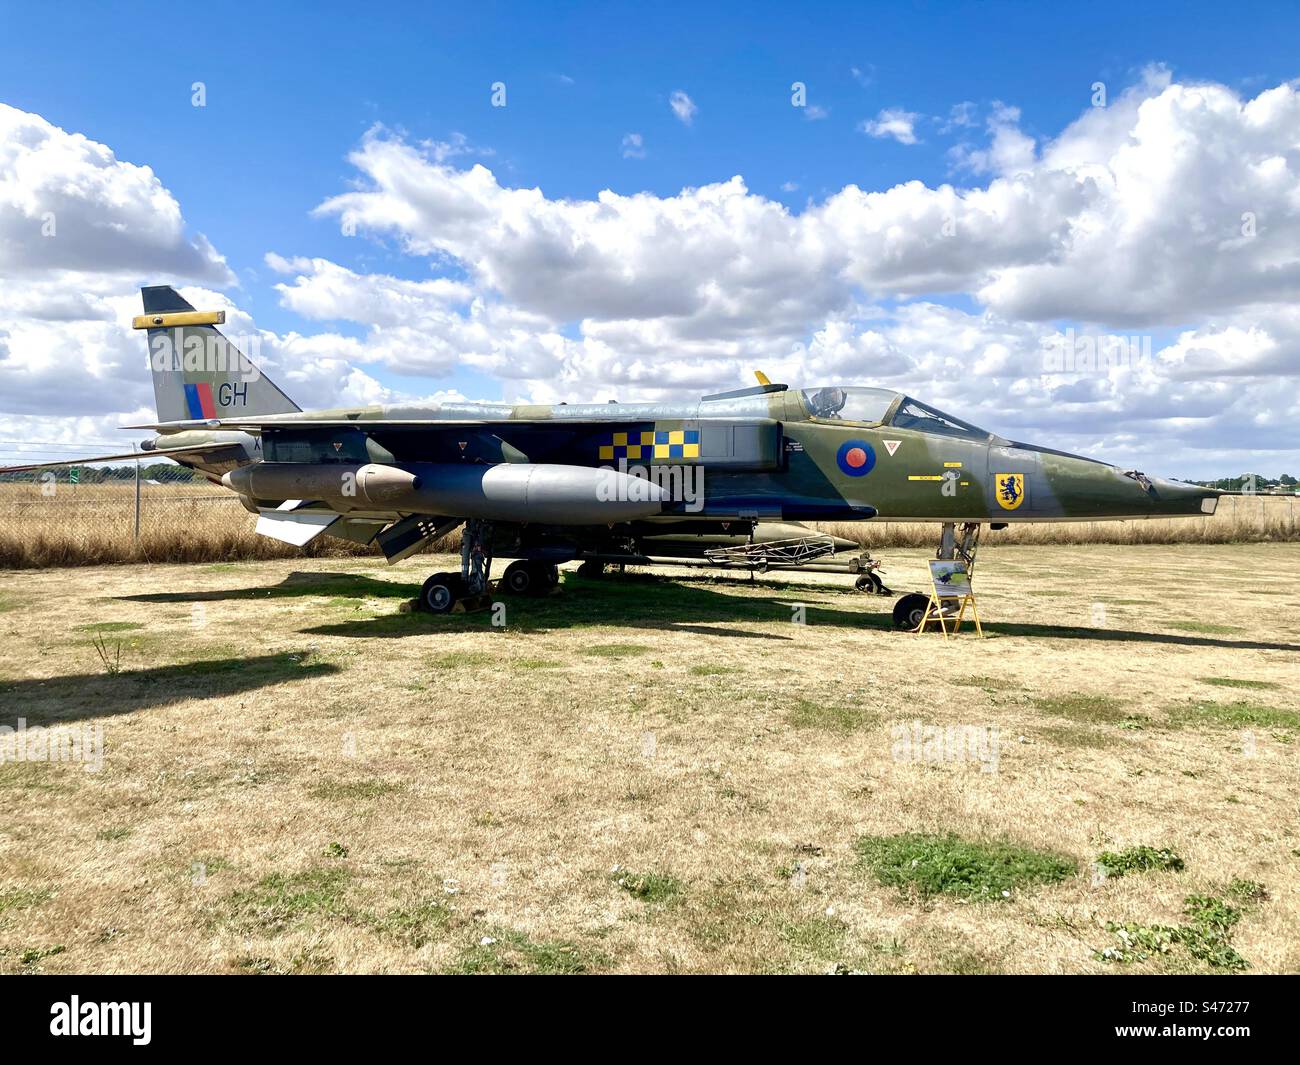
[1,1,1299,474]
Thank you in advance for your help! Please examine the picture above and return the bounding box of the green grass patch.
[1166,699,1300,730]
[514,658,563,670]
[0,887,53,915]
[449,929,610,974]
[18,944,65,967]
[366,899,452,948]
[189,855,232,881]
[308,778,406,801]
[1178,894,1247,970]
[689,664,738,677]
[614,869,683,905]
[1033,694,1130,724]
[787,698,876,733]
[856,832,1076,902]
[1227,878,1268,902]
[949,675,1021,691]
[430,651,494,669]
[74,621,145,633]
[1095,846,1184,878]
[1197,676,1282,691]
[777,915,847,959]
[95,826,131,843]
[1037,724,1115,749]
[1097,887,1264,970]
[1166,620,1244,635]
[225,868,352,932]
[583,643,653,658]
[1094,920,1178,964]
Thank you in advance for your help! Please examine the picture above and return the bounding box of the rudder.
[137,285,300,422]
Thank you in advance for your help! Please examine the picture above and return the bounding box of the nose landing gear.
[889,521,982,631]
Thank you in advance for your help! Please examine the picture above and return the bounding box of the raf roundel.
[836,440,876,477]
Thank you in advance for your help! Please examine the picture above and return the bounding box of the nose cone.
[1007,442,1221,519]
[1145,476,1222,516]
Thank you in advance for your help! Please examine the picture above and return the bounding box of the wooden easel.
[915,591,982,639]
[916,557,983,639]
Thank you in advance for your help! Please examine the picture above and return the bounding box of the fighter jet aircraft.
[2,286,1222,626]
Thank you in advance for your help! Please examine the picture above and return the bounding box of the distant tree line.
[1187,473,1298,492]
[0,463,199,484]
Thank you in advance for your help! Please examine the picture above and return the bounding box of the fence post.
[133,443,141,540]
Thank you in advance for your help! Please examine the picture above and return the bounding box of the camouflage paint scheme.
[3,288,1220,572]
[156,384,1216,526]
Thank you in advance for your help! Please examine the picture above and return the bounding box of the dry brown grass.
[1,543,1297,974]
[1,481,1296,569]
[0,483,457,568]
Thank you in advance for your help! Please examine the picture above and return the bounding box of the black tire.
[855,573,883,594]
[502,560,555,597]
[419,572,463,614]
[892,592,930,630]
[502,560,535,596]
[576,560,605,579]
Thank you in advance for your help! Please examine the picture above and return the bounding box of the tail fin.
[136,285,300,422]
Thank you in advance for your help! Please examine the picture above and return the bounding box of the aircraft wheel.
[855,573,883,594]
[576,560,605,579]
[503,560,554,596]
[892,593,930,630]
[419,572,464,614]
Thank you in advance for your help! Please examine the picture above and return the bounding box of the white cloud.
[804,105,829,121]
[850,65,874,88]
[7,71,1300,474]
[948,102,1035,176]
[940,101,978,132]
[621,132,645,159]
[0,104,231,284]
[669,90,697,125]
[860,109,920,145]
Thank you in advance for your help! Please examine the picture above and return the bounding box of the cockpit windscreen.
[800,386,899,424]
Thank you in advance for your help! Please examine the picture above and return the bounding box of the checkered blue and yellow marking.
[599,427,700,461]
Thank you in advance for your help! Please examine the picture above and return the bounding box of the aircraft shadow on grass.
[117,569,1300,652]
[118,571,421,604]
[0,652,339,726]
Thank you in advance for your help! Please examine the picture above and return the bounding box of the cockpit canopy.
[800,386,992,441]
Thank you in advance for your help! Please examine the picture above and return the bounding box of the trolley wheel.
[855,572,883,594]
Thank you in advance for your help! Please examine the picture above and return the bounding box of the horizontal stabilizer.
[0,443,231,475]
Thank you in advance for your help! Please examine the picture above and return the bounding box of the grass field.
[1,543,1297,974]
[0,481,1296,567]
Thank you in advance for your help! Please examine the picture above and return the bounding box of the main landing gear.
[890,521,982,630]
[417,520,562,613]
[501,559,560,597]
[418,518,496,614]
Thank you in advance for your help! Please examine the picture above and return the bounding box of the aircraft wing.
[0,444,228,474]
